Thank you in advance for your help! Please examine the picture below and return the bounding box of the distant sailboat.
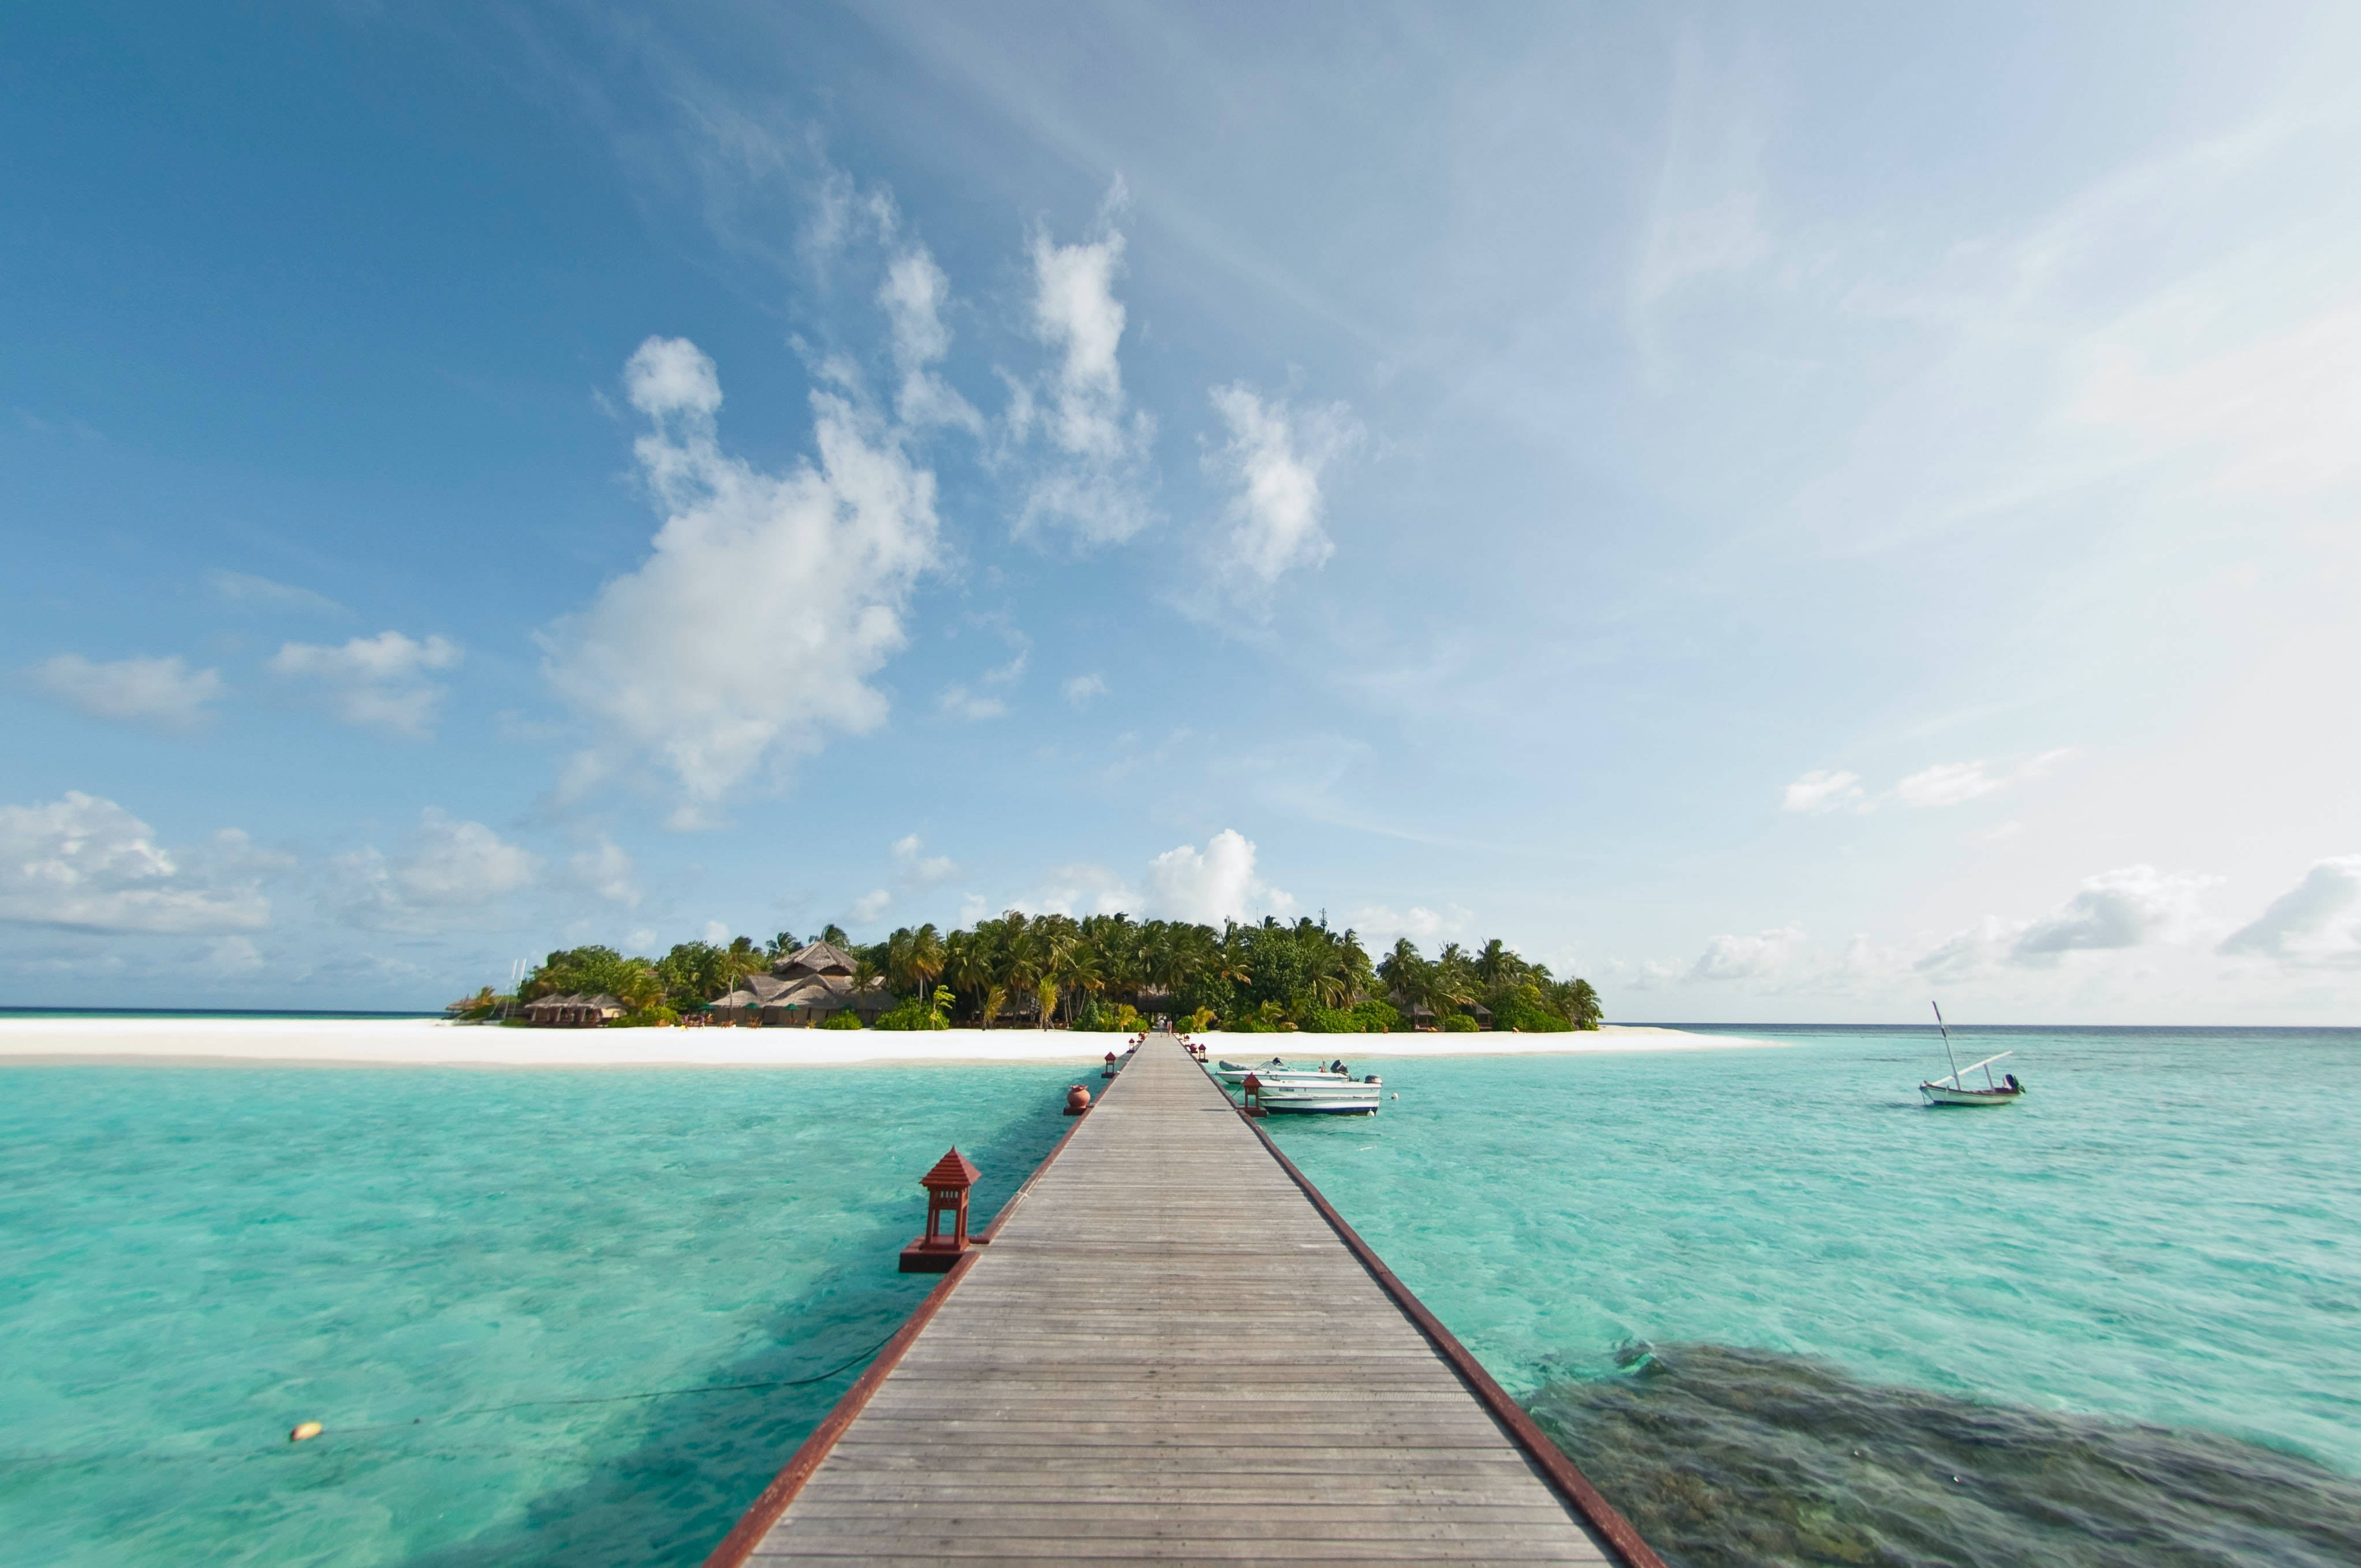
[1920,1002,2025,1107]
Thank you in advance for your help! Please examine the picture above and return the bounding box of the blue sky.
[5,2,2358,1021]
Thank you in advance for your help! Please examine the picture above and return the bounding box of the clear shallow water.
[0,1063,1074,1567]
[6,1032,2358,1568]
[1266,1027,2361,1566]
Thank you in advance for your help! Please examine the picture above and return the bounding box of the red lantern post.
[898,1148,982,1273]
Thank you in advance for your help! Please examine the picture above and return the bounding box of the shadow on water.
[396,1092,1076,1568]
[1528,1343,2361,1568]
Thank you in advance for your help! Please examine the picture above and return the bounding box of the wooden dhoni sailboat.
[1919,1002,2026,1106]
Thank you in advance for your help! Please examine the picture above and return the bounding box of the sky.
[4,1,2359,1022]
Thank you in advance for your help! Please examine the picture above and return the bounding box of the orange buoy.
[290,1421,323,1442]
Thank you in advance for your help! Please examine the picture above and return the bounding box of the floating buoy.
[1390,1093,1398,1100]
[290,1421,323,1443]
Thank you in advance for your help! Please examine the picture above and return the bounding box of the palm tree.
[980,983,1007,1031]
[908,922,946,1003]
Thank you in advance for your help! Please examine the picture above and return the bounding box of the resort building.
[521,992,625,1027]
[705,940,892,1027]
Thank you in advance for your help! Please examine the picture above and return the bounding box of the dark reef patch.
[1527,1342,2361,1568]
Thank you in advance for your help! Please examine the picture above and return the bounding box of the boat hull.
[1919,1081,2023,1107]
[1252,1080,1382,1115]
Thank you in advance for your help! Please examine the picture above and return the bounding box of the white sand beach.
[0,1017,1778,1067]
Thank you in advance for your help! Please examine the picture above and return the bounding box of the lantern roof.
[920,1147,980,1192]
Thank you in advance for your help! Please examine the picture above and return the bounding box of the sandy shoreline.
[0,1017,1780,1067]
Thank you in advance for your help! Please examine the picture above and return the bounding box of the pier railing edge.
[699,1073,1107,1568]
[1218,1061,1670,1568]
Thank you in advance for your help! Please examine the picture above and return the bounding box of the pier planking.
[710,1037,1651,1566]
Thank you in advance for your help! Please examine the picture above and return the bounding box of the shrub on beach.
[1441,1013,1480,1033]
[614,1005,677,1028]
[870,999,946,1031]
[819,1010,866,1030]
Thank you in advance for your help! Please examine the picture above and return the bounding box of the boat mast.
[1932,1001,1962,1088]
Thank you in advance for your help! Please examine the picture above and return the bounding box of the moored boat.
[1247,1072,1383,1114]
[1919,1002,2024,1107]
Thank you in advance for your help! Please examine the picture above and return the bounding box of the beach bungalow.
[705,940,892,1027]
[523,992,626,1027]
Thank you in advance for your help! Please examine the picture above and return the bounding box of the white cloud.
[338,811,536,930]
[1207,384,1360,587]
[0,792,269,934]
[1781,768,1865,814]
[1142,829,1295,925]
[571,837,641,907]
[936,684,1006,721]
[31,654,223,733]
[1062,673,1107,707]
[849,887,893,922]
[1896,750,2069,808]
[1012,863,1136,919]
[2220,855,2361,966]
[544,337,940,819]
[1689,924,1806,981]
[1013,208,1156,545]
[1347,903,1472,947]
[203,569,344,615]
[269,632,462,737]
[892,834,959,886]
[2011,864,2217,964]
[878,248,984,434]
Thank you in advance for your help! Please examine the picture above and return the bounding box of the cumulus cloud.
[31,654,223,733]
[2220,855,2361,966]
[1011,207,1156,545]
[2010,865,2215,962]
[1918,864,2219,974]
[849,888,893,923]
[338,812,536,931]
[269,631,462,737]
[1781,769,1866,813]
[892,834,959,886]
[1206,385,1360,587]
[1142,829,1295,924]
[203,569,343,615]
[1062,673,1107,707]
[544,337,939,821]
[878,248,983,434]
[1896,750,2069,808]
[0,792,269,933]
[1689,924,1807,981]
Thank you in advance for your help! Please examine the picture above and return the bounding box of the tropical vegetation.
[492,914,1602,1032]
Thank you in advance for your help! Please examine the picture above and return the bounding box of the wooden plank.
[708,1037,1655,1567]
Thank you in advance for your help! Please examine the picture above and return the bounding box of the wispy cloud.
[1062,672,1107,707]
[2220,855,2361,967]
[204,569,344,615]
[878,246,984,434]
[30,654,223,733]
[269,631,462,737]
[335,809,537,931]
[1895,750,2071,808]
[1780,769,1865,814]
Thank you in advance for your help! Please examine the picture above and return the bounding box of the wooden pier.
[707,1037,1661,1567]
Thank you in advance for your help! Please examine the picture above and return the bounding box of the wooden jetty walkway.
[707,1036,1661,1567]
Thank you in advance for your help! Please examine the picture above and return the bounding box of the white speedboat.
[1248,1072,1383,1115]
[1211,1056,1345,1085]
[1919,1002,2024,1107]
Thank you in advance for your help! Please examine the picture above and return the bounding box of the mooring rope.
[0,1330,898,1473]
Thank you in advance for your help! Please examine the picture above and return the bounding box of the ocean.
[2,1026,2356,1566]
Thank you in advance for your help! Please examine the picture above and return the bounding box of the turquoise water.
[0,1063,1075,1567]
[1265,1027,2361,1566]
[5,1031,2358,1566]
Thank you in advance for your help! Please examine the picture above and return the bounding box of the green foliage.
[614,1005,678,1028]
[819,1010,866,1030]
[871,999,946,1031]
[1441,1013,1480,1032]
[498,916,1602,1039]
